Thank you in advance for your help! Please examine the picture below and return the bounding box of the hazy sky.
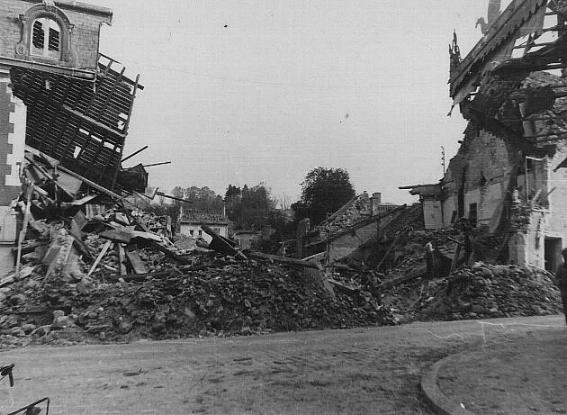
[91,1,495,204]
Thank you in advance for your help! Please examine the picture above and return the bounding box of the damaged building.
[403,0,567,272]
[0,0,143,244]
[298,192,405,264]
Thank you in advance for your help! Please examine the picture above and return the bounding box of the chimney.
[371,192,382,216]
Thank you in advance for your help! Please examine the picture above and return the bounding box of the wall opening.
[469,203,478,227]
[544,237,562,273]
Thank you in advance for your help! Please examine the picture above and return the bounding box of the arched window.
[30,17,61,60]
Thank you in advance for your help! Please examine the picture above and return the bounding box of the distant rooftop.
[180,209,229,225]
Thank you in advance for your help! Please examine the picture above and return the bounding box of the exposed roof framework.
[10,54,142,191]
[448,0,567,152]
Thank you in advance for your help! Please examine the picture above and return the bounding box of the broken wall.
[422,199,443,230]
[442,127,517,231]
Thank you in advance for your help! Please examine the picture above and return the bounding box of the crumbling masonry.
[405,0,567,272]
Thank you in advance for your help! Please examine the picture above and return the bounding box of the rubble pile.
[0,251,395,345]
[413,263,562,321]
[0,152,396,347]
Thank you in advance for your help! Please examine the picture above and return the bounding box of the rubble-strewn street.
[0,315,562,415]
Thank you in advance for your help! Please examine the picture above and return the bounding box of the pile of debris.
[0,251,395,345]
[332,223,560,323]
[0,152,395,347]
[413,263,561,321]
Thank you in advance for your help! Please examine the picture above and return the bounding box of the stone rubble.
[414,263,562,321]
[0,249,395,347]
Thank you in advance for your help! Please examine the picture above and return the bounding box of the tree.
[297,167,355,225]
[170,186,224,213]
[224,183,277,230]
[182,186,224,212]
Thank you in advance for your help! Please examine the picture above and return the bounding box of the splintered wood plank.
[117,243,127,276]
[125,251,148,275]
[88,240,112,277]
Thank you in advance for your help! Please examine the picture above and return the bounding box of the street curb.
[421,352,476,415]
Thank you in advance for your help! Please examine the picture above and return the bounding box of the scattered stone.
[414,264,561,321]
[21,324,36,335]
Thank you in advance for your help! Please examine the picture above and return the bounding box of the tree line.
[148,167,356,236]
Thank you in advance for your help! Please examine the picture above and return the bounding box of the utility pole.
[441,146,446,176]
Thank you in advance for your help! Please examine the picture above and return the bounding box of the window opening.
[48,28,60,51]
[32,21,44,49]
[30,17,61,60]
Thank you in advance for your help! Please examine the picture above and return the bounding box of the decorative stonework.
[16,3,75,65]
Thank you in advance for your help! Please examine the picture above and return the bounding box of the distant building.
[233,230,262,250]
[178,207,229,244]
[299,191,402,261]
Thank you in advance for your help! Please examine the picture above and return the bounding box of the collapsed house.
[0,0,143,245]
[297,192,406,263]
[403,0,567,272]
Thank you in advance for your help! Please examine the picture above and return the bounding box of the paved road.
[0,315,562,415]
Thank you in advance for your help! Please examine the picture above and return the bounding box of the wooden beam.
[62,105,126,139]
[55,164,123,200]
[246,251,320,269]
[117,243,127,276]
[15,184,34,275]
[87,240,112,277]
[125,250,148,274]
[149,241,192,264]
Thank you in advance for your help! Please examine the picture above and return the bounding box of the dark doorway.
[458,169,466,218]
[545,237,562,273]
[469,203,478,227]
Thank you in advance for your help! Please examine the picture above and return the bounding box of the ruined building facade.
[406,0,567,272]
[0,0,141,243]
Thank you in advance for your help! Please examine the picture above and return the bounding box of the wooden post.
[15,184,34,275]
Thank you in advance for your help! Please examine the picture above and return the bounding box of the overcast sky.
[91,1,495,204]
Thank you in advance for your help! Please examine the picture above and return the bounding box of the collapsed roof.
[10,54,144,192]
[450,0,567,154]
